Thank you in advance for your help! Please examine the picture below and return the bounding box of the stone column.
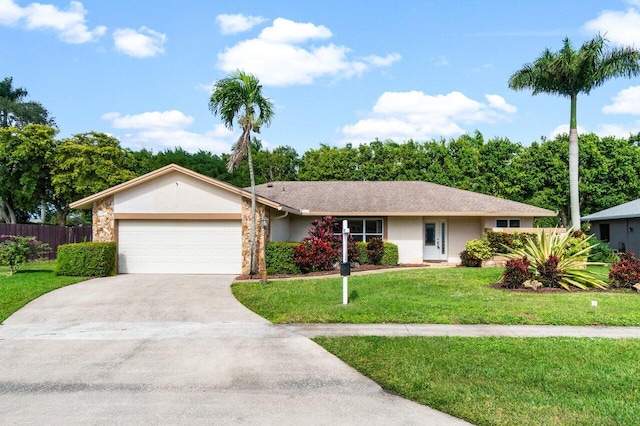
[92,196,115,242]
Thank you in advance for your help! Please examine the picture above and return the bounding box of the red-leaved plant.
[294,216,358,273]
[502,256,532,288]
[609,252,640,288]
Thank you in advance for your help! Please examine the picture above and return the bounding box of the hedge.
[56,242,117,277]
[266,242,301,275]
[266,241,399,275]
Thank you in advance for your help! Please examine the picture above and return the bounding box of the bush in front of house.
[609,252,640,289]
[588,238,618,263]
[294,216,359,273]
[266,242,300,275]
[502,230,607,290]
[502,257,532,288]
[366,237,385,264]
[380,242,398,266]
[485,231,535,254]
[56,242,117,277]
[459,238,492,267]
[0,235,51,275]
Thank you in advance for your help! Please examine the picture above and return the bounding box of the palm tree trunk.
[247,135,257,275]
[569,94,580,231]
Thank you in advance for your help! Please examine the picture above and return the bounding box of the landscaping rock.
[523,280,542,291]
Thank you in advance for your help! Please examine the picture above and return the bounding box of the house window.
[336,218,383,242]
[599,223,610,242]
[496,219,521,228]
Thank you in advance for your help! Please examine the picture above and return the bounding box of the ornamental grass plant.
[502,229,607,290]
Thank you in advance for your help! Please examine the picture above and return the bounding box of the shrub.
[357,242,369,264]
[56,242,117,277]
[0,235,51,275]
[266,242,300,275]
[294,216,358,273]
[502,257,532,288]
[589,238,618,263]
[486,231,535,255]
[537,254,563,288]
[609,252,640,289]
[380,243,398,266]
[366,237,384,265]
[460,250,482,267]
[502,230,607,291]
[460,239,492,266]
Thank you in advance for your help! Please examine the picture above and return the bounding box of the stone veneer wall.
[92,195,115,242]
[241,198,269,275]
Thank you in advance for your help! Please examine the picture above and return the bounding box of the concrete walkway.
[0,274,468,425]
[287,323,640,339]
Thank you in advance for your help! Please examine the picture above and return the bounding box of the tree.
[0,77,55,129]
[51,132,138,225]
[0,125,58,223]
[209,71,274,274]
[508,35,640,229]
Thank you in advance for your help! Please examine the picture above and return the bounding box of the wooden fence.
[0,223,92,260]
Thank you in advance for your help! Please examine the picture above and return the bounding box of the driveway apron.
[0,274,467,425]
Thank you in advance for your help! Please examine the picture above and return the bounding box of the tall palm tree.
[508,35,640,230]
[209,70,274,274]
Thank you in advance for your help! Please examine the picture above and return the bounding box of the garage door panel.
[118,220,242,274]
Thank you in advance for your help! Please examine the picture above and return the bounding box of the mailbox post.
[341,220,350,305]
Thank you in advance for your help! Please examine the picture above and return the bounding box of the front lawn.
[232,266,640,325]
[0,261,87,322]
[315,336,640,426]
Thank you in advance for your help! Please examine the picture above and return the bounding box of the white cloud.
[216,13,266,34]
[113,26,166,58]
[486,94,518,114]
[597,122,640,138]
[0,0,106,43]
[102,110,234,153]
[340,91,517,144]
[583,7,640,46]
[102,110,193,130]
[432,55,450,67]
[258,17,331,43]
[602,85,640,115]
[216,17,400,86]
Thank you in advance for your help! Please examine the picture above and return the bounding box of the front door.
[423,220,447,261]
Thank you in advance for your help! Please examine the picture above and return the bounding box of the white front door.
[423,219,447,261]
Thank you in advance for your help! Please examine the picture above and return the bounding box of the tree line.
[3,123,639,227]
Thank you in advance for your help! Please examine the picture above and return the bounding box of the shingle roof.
[252,181,555,217]
[582,198,640,221]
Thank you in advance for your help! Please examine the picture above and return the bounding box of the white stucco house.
[70,164,555,275]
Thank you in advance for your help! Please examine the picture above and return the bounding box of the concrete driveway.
[0,274,468,425]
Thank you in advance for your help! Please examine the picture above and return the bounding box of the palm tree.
[508,35,640,230]
[0,76,55,128]
[209,70,274,274]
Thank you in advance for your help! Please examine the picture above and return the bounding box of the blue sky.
[3,0,640,155]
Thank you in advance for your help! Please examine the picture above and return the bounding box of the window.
[496,219,521,228]
[599,223,610,242]
[335,218,383,242]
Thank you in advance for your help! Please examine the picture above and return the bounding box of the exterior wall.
[387,217,424,264]
[114,171,242,214]
[483,216,534,230]
[447,217,483,263]
[269,210,292,242]
[92,195,115,242]
[289,215,321,241]
[590,219,640,255]
[241,198,268,275]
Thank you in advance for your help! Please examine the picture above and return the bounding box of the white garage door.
[118,220,242,274]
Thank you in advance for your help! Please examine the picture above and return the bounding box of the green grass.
[0,261,87,322]
[232,266,640,325]
[314,336,640,426]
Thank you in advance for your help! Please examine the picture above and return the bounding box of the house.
[70,164,555,275]
[582,199,640,255]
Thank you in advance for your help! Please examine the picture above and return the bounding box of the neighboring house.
[70,164,555,275]
[582,199,640,255]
